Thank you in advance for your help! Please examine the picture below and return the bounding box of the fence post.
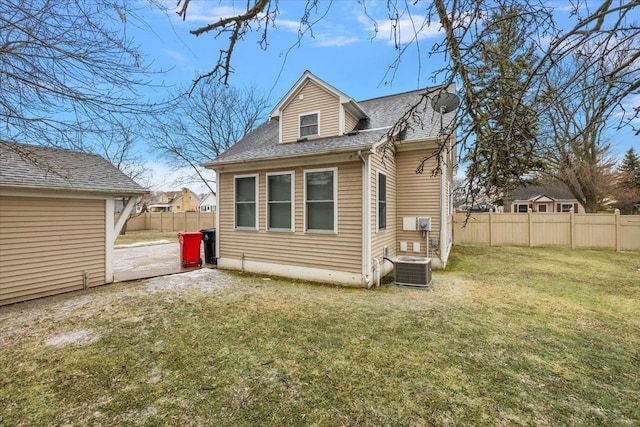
[615,209,621,252]
[570,212,575,249]
[489,212,493,246]
[528,208,533,247]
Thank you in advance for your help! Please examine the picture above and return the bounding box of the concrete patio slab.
[113,241,206,282]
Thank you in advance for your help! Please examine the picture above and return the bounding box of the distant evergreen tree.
[612,147,640,214]
[619,147,640,190]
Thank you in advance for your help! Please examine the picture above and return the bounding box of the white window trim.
[234,173,259,230]
[299,111,321,139]
[376,170,387,232]
[304,167,338,234]
[266,171,295,232]
[561,203,574,213]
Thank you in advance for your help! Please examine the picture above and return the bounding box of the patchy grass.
[115,231,178,246]
[0,246,638,426]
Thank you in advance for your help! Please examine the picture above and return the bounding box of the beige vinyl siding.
[345,111,359,133]
[0,196,106,305]
[280,80,340,143]
[395,146,441,255]
[370,148,397,261]
[219,161,363,274]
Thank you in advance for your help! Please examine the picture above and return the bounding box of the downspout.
[440,148,448,268]
[372,258,381,287]
[357,150,373,288]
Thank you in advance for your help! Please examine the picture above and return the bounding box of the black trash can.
[200,228,217,265]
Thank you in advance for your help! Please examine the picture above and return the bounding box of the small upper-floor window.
[300,112,319,138]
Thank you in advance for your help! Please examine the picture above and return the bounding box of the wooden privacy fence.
[125,211,216,232]
[453,211,640,252]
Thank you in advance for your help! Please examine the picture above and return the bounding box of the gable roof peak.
[269,70,367,120]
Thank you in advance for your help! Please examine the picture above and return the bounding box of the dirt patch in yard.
[44,328,100,346]
[0,268,236,348]
[37,267,229,347]
[143,268,229,294]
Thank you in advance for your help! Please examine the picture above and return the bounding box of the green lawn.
[1,246,638,426]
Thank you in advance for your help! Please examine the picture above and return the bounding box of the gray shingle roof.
[205,85,456,167]
[510,182,579,201]
[0,141,148,195]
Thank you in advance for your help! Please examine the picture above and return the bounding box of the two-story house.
[148,188,200,212]
[204,71,457,287]
[199,192,217,213]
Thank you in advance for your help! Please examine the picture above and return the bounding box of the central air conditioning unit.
[393,256,432,288]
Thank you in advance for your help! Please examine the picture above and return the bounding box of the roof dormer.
[269,71,368,144]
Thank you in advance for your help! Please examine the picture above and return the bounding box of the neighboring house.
[204,71,457,287]
[507,184,584,213]
[0,141,147,305]
[199,192,217,212]
[148,188,201,212]
[134,193,157,213]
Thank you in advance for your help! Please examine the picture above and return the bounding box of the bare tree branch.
[1,0,168,148]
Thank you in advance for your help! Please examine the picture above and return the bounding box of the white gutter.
[202,143,375,169]
[358,126,393,133]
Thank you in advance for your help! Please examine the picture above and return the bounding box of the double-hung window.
[299,112,319,138]
[561,203,573,213]
[235,175,258,229]
[305,168,336,232]
[267,172,293,231]
[378,172,387,231]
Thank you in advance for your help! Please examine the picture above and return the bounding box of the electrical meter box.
[417,217,431,231]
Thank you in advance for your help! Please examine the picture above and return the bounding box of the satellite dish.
[431,91,460,113]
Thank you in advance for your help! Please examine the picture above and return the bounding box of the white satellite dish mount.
[431,90,460,133]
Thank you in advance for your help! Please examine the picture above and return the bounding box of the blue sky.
[130,1,639,192]
[139,1,446,102]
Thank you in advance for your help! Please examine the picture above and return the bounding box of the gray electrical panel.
[417,217,431,231]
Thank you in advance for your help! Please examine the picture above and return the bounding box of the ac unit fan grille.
[394,258,432,288]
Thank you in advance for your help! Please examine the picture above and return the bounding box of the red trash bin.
[178,231,203,268]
